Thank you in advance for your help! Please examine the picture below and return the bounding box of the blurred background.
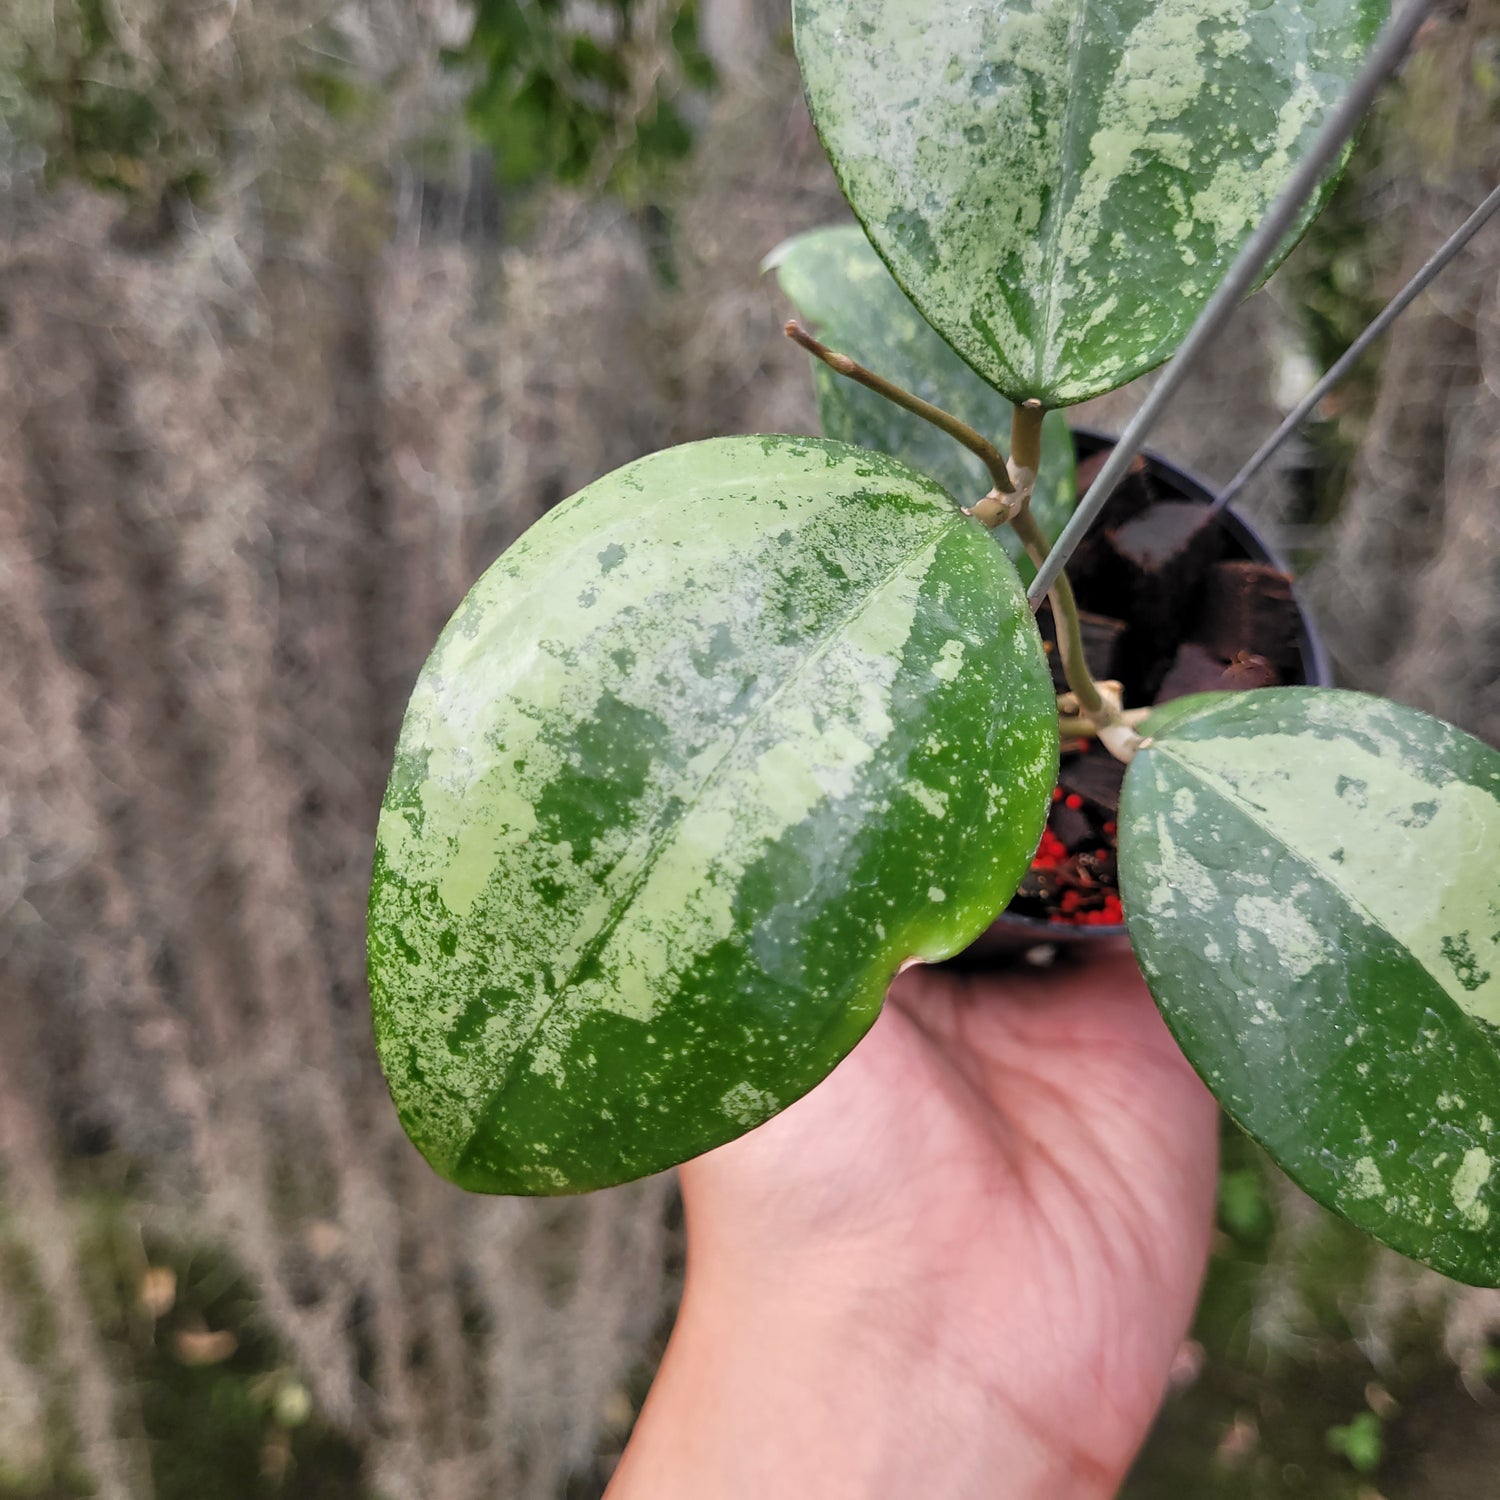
[0,0,1498,1494]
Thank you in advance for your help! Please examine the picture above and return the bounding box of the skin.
[607,942,1218,1499]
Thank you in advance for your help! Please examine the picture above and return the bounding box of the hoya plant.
[367,0,1500,1287]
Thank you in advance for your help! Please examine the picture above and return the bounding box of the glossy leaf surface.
[1120,689,1500,1284]
[793,0,1385,406]
[766,224,1076,581]
[369,436,1057,1194]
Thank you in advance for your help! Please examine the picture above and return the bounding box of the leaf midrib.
[1033,0,1094,396]
[455,514,966,1176]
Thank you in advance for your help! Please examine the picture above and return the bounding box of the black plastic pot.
[954,427,1332,963]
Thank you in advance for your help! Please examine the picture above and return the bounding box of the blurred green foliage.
[1326,1410,1384,1475]
[0,1185,369,1500]
[0,0,219,202]
[80,1220,367,1500]
[453,0,714,195]
[1,0,715,214]
[1124,1121,1500,1500]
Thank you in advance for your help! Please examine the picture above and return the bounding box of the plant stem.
[1010,399,1044,478]
[783,324,1130,749]
[1006,404,1111,725]
[783,321,1014,494]
[1010,506,1109,723]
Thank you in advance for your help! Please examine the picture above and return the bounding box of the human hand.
[608,942,1218,1499]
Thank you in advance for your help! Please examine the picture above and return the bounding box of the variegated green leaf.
[766,224,1076,582]
[369,436,1057,1195]
[793,0,1386,406]
[1120,688,1500,1284]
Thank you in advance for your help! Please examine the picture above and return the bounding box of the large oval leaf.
[793,0,1386,407]
[766,223,1076,581]
[1119,688,1500,1284]
[369,436,1057,1195]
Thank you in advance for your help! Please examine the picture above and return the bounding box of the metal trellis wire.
[1208,179,1500,516]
